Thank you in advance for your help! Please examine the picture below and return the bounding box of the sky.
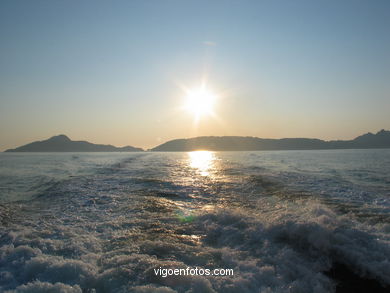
[1,0,389,151]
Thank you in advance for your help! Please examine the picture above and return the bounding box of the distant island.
[4,130,390,152]
[151,130,390,151]
[5,135,143,152]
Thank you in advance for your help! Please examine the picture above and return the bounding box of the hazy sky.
[1,0,389,151]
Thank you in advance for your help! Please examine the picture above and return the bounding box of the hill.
[5,135,143,152]
[151,130,390,151]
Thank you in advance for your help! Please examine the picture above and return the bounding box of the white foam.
[0,151,389,292]
[6,281,82,293]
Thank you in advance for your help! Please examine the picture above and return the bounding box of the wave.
[1,197,389,292]
[1,151,389,292]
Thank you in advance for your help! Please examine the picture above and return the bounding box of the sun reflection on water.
[188,151,215,176]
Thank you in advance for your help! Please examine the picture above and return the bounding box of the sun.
[184,85,217,120]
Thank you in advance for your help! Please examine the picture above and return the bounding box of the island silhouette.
[5,135,143,152]
[151,129,390,151]
[4,130,390,152]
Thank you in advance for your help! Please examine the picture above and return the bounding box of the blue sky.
[1,0,389,150]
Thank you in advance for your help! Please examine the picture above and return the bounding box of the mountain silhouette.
[5,135,143,152]
[151,130,390,151]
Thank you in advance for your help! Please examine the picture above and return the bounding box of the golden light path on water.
[175,151,217,223]
[188,151,216,177]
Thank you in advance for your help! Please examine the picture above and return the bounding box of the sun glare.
[184,86,217,120]
[188,151,215,176]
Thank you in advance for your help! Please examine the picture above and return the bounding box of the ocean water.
[0,150,389,293]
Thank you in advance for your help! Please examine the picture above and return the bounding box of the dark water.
[0,150,389,292]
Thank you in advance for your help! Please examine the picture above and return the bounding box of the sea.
[0,150,389,293]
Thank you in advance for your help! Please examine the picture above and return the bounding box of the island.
[4,135,143,152]
[151,130,390,151]
[5,130,390,153]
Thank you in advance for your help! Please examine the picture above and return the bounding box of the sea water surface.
[0,150,389,292]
